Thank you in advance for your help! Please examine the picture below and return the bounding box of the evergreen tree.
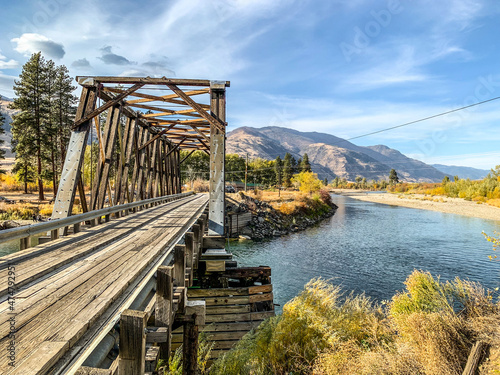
[301,153,312,172]
[283,152,293,187]
[389,169,399,185]
[10,52,49,199]
[0,112,5,171]
[274,155,283,186]
[323,177,328,186]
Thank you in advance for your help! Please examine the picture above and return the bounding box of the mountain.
[0,95,15,158]
[432,164,490,180]
[227,126,448,182]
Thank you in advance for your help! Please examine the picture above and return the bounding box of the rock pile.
[227,193,337,240]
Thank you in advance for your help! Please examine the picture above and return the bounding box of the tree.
[225,153,245,183]
[283,152,293,187]
[0,112,5,172]
[274,155,283,186]
[442,175,450,184]
[323,178,328,186]
[490,165,500,178]
[355,176,362,188]
[291,171,322,195]
[389,169,399,185]
[300,153,312,172]
[10,52,49,199]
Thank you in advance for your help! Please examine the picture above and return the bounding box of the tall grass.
[211,271,500,375]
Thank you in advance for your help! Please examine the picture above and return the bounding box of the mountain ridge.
[227,126,448,182]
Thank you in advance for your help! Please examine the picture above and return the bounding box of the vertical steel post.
[208,81,226,235]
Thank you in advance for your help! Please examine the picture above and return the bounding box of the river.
[228,194,500,311]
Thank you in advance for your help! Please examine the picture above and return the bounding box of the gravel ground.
[339,192,500,222]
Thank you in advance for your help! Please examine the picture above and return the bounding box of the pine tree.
[283,152,293,187]
[301,153,311,172]
[389,169,399,185]
[274,155,283,186]
[11,52,50,199]
[0,112,5,171]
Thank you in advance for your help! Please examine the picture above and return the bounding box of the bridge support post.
[118,309,147,375]
[182,301,205,375]
[174,244,186,288]
[156,266,173,361]
[208,81,226,235]
[185,232,194,286]
[51,86,97,223]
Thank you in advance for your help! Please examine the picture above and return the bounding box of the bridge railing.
[0,191,195,248]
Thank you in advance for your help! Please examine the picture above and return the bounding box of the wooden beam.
[118,309,147,375]
[166,84,225,133]
[173,244,186,288]
[77,76,230,87]
[138,129,169,151]
[73,83,143,128]
[127,88,210,105]
[180,150,195,165]
[156,266,173,360]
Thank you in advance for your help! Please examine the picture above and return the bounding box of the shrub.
[319,188,333,206]
[212,272,500,375]
[192,179,209,192]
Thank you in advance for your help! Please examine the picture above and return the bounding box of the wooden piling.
[118,309,147,375]
[156,266,173,360]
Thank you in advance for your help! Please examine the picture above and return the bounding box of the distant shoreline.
[334,190,500,222]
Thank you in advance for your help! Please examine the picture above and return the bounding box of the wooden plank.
[145,345,160,373]
[118,310,147,375]
[172,321,262,334]
[77,76,230,87]
[204,311,274,323]
[0,195,207,371]
[187,285,272,298]
[11,341,67,375]
[462,341,489,375]
[205,305,251,315]
[172,330,247,343]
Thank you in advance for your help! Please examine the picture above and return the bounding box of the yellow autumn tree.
[291,171,322,195]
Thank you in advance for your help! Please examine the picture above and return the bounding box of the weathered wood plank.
[118,310,147,375]
[187,285,272,298]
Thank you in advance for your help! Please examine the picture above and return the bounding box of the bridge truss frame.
[51,76,229,235]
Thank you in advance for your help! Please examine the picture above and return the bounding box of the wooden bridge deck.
[0,193,208,374]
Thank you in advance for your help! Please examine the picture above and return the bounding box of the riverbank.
[336,190,500,222]
[227,191,337,240]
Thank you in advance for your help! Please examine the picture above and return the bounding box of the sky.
[0,0,499,169]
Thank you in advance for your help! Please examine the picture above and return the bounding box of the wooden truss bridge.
[0,77,274,375]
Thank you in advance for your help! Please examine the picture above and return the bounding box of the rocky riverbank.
[227,192,337,240]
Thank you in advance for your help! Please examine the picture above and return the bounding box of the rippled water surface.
[228,195,500,311]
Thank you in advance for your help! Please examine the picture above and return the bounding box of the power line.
[346,96,500,141]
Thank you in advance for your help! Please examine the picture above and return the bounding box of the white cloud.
[11,33,65,59]
[0,50,19,70]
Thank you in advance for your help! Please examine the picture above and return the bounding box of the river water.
[228,194,500,311]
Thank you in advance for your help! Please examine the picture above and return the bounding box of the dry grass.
[211,271,500,375]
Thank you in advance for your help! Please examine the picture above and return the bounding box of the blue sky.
[0,0,499,169]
